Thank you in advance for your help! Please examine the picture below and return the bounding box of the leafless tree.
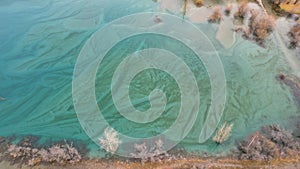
[224,4,233,16]
[234,0,249,19]
[288,23,300,48]
[247,9,276,44]
[208,6,223,23]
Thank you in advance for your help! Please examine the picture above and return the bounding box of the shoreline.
[1,120,300,168]
[1,154,300,169]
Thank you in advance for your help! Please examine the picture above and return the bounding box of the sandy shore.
[2,155,300,169]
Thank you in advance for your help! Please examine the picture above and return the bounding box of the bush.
[249,10,275,41]
[239,125,299,160]
[288,23,300,48]
[130,139,169,164]
[234,0,249,19]
[239,132,280,160]
[262,125,299,151]
[7,141,81,166]
[208,6,223,23]
[224,4,233,16]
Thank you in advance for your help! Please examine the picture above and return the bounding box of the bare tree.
[247,9,276,44]
[239,125,299,160]
[7,141,81,166]
[288,23,300,48]
[99,127,121,154]
[224,4,233,16]
[208,6,223,23]
[130,139,169,164]
[234,0,249,19]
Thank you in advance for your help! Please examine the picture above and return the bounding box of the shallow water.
[0,0,299,158]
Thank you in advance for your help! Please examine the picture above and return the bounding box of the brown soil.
[2,155,300,169]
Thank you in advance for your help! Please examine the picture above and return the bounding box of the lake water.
[0,0,299,157]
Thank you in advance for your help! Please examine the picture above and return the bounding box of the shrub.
[208,6,223,23]
[225,4,233,16]
[7,141,81,166]
[262,125,299,151]
[239,132,280,160]
[239,125,299,160]
[234,0,249,19]
[250,10,275,41]
[130,139,169,164]
[288,23,300,48]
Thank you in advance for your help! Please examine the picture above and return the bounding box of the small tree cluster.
[130,139,169,164]
[7,141,81,166]
[239,132,280,160]
[208,6,223,23]
[99,127,121,154]
[288,23,300,48]
[234,0,249,19]
[224,4,233,16]
[263,125,299,151]
[239,125,299,160]
[245,10,276,45]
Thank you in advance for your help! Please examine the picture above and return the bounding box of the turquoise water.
[0,0,299,157]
